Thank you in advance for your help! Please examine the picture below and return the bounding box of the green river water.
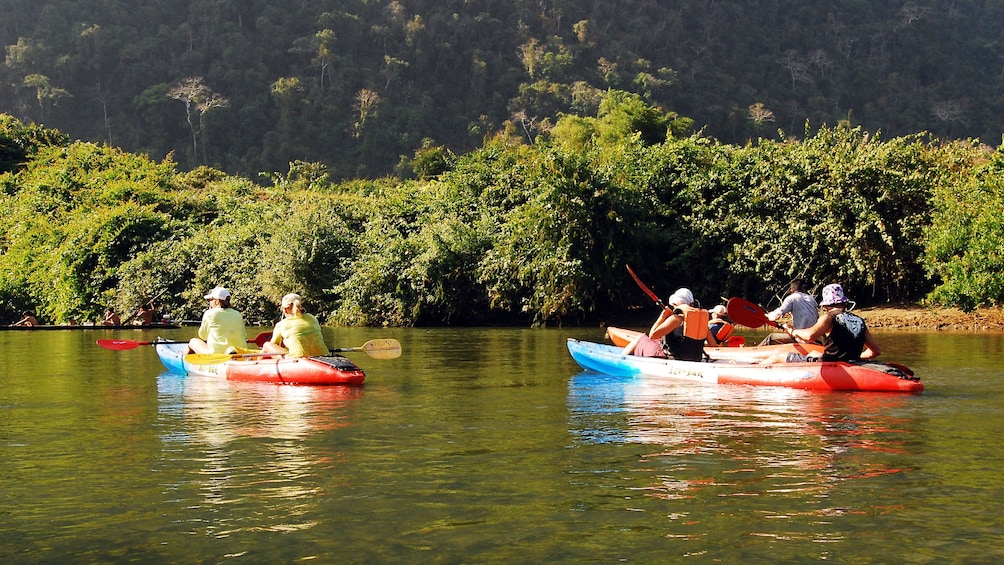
[1,326,1002,563]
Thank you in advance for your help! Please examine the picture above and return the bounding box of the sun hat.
[204,286,231,300]
[819,283,849,307]
[667,288,694,307]
[281,293,303,308]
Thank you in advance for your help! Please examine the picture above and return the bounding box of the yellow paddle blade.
[331,338,402,359]
[184,353,234,365]
[359,338,402,359]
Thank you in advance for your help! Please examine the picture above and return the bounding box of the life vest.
[662,307,709,361]
[822,311,867,361]
[709,320,734,344]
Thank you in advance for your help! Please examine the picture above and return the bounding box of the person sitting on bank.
[706,304,735,346]
[622,288,709,361]
[103,308,121,326]
[188,286,247,355]
[260,293,330,358]
[780,283,880,363]
[133,303,155,325]
[12,311,39,327]
[759,278,819,346]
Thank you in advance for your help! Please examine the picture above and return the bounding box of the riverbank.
[857,304,1004,331]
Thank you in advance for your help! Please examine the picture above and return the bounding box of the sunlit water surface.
[1,327,1002,563]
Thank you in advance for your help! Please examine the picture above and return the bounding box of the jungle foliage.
[2,1,1003,179]
[0,108,997,327]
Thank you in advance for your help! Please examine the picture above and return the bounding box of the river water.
[1,326,1002,563]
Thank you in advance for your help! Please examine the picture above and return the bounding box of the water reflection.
[567,371,920,508]
[156,373,363,536]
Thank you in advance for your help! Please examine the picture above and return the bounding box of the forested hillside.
[4,110,1003,327]
[3,1,1003,179]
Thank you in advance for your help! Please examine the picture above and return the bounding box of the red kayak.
[156,343,365,386]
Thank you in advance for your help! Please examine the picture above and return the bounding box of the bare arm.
[860,328,881,359]
[789,313,830,343]
[649,308,683,340]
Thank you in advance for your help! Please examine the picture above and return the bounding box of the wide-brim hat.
[819,283,849,307]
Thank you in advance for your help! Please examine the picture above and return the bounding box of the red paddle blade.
[249,332,273,347]
[96,339,146,350]
[726,297,778,329]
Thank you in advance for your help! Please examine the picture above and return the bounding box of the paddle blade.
[96,339,143,350]
[331,339,402,359]
[184,353,234,365]
[360,338,402,359]
[249,332,273,347]
[726,297,777,329]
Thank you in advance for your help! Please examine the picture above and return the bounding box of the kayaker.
[781,283,880,362]
[622,288,709,361]
[260,293,330,358]
[706,304,735,346]
[103,308,121,326]
[758,278,818,345]
[11,310,39,327]
[187,286,248,354]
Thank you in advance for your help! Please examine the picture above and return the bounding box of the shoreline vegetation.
[855,304,1004,332]
[4,110,1004,328]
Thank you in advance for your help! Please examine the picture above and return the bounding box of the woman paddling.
[260,293,330,358]
[187,286,247,354]
[779,283,881,363]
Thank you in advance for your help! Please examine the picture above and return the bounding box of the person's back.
[783,291,819,330]
[274,313,329,357]
[660,305,709,361]
[200,307,247,353]
[822,310,868,361]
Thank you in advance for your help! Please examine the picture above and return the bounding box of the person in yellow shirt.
[188,286,247,354]
[260,293,330,358]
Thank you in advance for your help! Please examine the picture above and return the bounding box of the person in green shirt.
[188,286,247,354]
[261,293,330,358]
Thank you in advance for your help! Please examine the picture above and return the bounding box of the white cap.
[281,293,302,308]
[667,288,694,306]
[204,286,231,300]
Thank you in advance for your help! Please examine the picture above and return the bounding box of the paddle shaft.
[121,287,169,325]
[184,338,402,365]
[626,264,669,311]
[97,332,273,351]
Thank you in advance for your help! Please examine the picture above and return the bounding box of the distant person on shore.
[133,303,155,325]
[260,293,330,358]
[12,311,39,327]
[773,283,881,363]
[103,308,121,326]
[758,278,819,346]
[187,287,247,354]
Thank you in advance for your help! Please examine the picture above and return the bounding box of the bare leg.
[261,341,287,355]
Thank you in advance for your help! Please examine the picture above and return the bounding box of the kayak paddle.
[96,332,273,351]
[184,338,403,365]
[332,338,402,359]
[726,297,782,329]
[626,264,670,310]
